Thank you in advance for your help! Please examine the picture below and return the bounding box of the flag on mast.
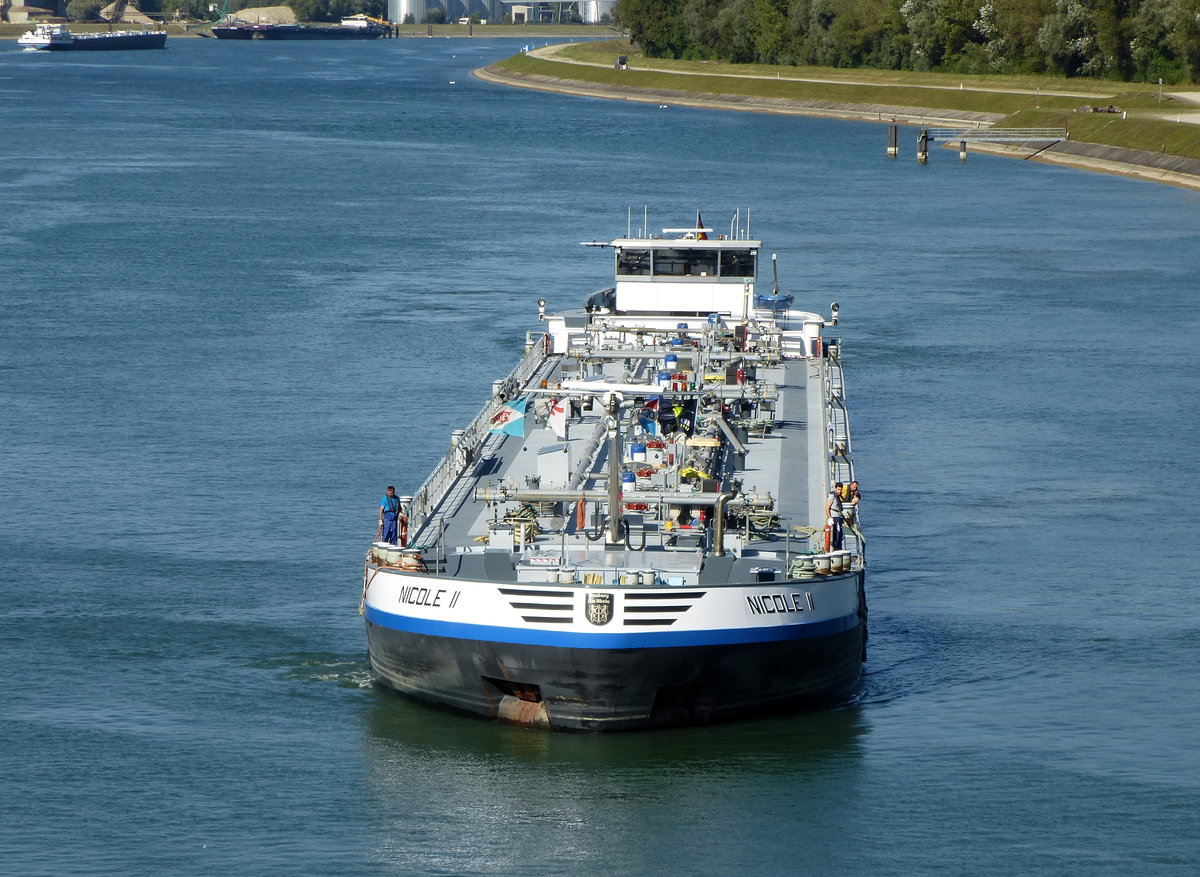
[489,397,528,436]
[548,397,568,440]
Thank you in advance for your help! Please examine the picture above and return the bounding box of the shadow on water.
[359,683,868,773]
[357,686,871,875]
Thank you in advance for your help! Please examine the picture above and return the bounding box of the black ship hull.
[38,33,167,50]
[366,616,865,732]
[211,25,384,40]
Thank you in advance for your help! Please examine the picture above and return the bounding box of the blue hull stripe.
[364,605,860,649]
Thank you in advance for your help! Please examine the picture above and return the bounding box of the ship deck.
[408,340,842,588]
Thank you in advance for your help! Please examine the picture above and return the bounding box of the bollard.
[917,129,929,164]
[887,124,898,158]
[960,139,967,162]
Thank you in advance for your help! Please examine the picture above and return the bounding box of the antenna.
[644,205,648,239]
[730,209,737,241]
[627,206,631,238]
[747,208,752,239]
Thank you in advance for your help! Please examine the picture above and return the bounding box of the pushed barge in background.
[211,16,387,40]
[18,23,167,51]
[361,213,866,731]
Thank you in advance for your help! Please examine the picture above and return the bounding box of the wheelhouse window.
[720,249,756,277]
[652,248,720,277]
[617,248,651,275]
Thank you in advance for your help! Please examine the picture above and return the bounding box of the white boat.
[18,22,167,51]
[361,211,867,731]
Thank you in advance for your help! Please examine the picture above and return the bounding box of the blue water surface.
[1,36,1198,876]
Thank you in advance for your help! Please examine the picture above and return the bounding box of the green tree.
[161,0,209,18]
[614,0,1191,80]
[828,0,905,67]
[681,0,724,57]
[712,0,789,62]
[1166,0,1200,80]
[288,0,323,21]
[1036,0,1128,77]
[67,0,103,20]
[898,0,942,68]
[977,0,1053,72]
[615,0,690,57]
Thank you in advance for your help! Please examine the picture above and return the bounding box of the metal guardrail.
[822,352,863,561]
[406,334,552,540]
[927,127,1068,142]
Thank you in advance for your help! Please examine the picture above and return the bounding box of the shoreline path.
[475,44,1200,192]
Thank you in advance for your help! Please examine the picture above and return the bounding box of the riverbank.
[0,22,616,40]
[477,42,1200,193]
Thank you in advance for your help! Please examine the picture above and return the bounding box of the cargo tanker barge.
[361,211,867,730]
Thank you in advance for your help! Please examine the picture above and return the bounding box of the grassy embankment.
[496,39,1200,160]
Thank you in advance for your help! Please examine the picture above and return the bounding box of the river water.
[1,37,1198,876]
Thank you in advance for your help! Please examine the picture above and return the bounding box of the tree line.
[613,0,1200,83]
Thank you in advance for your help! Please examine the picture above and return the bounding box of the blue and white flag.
[489,397,528,437]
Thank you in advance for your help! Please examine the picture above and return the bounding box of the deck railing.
[926,127,1068,142]
[406,334,552,541]
[822,350,864,562]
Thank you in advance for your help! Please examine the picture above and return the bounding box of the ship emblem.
[585,592,614,626]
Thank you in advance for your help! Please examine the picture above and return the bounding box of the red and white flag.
[548,397,568,440]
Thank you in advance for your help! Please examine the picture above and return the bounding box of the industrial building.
[386,1,615,26]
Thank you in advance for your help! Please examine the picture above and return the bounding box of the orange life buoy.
[399,515,408,548]
[576,498,586,530]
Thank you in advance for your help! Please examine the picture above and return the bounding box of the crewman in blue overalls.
[379,486,402,545]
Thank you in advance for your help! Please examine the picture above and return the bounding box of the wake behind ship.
[361,212,867,731]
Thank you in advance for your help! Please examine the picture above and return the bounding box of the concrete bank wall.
[965,140,1200,192]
